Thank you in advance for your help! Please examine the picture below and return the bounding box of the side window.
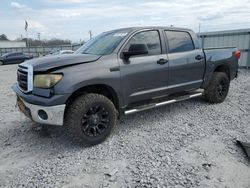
[125,30,161,55]
[165,31,194,53]
[8,53,16,57]
[16,53,23,56]
[9,53,21,57]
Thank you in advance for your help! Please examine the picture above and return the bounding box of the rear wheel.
[0,61,3,66]
[204,72,230,103]
[65,93,117,146]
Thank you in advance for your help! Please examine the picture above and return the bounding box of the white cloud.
[4,0,250,41]
[34,0,250,40]
[28,21,47,33]
[46,0,92,3]
[10,1,32,12]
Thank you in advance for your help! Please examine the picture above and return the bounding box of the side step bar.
[124,92,203,115]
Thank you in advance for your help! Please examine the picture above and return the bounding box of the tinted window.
[52,51,60,55]
[8,53,17,57]
[125,30,161,55]
[9,53,22,57]
[165,31,194,53]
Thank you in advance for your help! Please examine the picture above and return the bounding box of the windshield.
[75,29,131,55]
[2,53,10,57]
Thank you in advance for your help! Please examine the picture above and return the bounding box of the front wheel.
[65,93,117,146]
[0,61,3,66]
[204,72,230,103]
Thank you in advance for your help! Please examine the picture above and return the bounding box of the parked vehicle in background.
[13,27,240,146]
[0,52,33,65]
[47,50,74,56]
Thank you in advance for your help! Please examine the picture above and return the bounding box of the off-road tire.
[65,93,117,146]
[0,61,3,66]
[204,72,230,103]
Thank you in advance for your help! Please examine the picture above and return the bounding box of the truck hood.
[21,54,101,72]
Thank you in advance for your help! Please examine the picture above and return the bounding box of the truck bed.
[202,46,239,88]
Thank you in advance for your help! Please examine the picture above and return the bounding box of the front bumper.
[12,83,71,106]
[17,96,65,126]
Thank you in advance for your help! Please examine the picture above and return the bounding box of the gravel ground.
[0,64,250,188]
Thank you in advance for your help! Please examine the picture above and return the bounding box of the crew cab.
[12,27,240,145]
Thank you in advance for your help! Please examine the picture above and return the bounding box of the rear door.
[165,30,205,93]
[15,53,26,63]
[119,30,169,105]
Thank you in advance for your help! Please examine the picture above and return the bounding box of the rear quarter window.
[165,31,194,53]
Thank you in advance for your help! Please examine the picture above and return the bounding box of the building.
[198,29,250,68]
[0,41,26,48]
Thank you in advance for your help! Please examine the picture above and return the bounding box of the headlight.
[33,74,62,88]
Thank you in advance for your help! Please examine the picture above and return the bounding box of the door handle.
[110,66,120,72]
[157,58,168,65]
[195,55,204,60]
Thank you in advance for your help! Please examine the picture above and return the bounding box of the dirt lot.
[0,64,250,188]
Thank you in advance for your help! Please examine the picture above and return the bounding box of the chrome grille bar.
[17,63,33,93]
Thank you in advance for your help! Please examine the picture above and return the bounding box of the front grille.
[17,65,28,92]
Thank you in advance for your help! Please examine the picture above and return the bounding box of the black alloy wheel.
[65,93,117,146]
[81,105,110,137]
[204,72,230,103]
[217,80,228,97]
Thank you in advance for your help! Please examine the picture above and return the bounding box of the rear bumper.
[17,96,65,126]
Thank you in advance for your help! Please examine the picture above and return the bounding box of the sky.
[1,0,250,42]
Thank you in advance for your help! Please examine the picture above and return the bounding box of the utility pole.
[89,30,92,39]
[199,23,201,33]
[26,31,29,49]
[25,20,30,50]
[37,32,40,41]
[37,32,41,46]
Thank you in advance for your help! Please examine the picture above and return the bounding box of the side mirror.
[123,44,148,59]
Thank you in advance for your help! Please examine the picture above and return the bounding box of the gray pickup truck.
[13,27,240,145]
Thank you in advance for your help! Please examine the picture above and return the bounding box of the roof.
[0,41,26,48]
[104,26,193,33]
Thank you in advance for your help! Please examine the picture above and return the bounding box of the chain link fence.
[0,44,82,57]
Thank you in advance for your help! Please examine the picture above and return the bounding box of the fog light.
[38,110,48,120]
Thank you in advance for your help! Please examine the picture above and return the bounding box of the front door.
[119,30,169,105]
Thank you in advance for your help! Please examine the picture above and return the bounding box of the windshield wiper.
[81,52,93,55]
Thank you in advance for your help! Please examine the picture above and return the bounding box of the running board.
[124,92,203,115]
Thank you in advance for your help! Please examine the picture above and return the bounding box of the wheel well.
[66,84,119,110]
[214,65,230,79]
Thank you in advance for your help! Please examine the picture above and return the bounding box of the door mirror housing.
[123,44,148,59]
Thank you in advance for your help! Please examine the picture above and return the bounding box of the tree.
[16,37,71,46]
[0,34,8,41]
